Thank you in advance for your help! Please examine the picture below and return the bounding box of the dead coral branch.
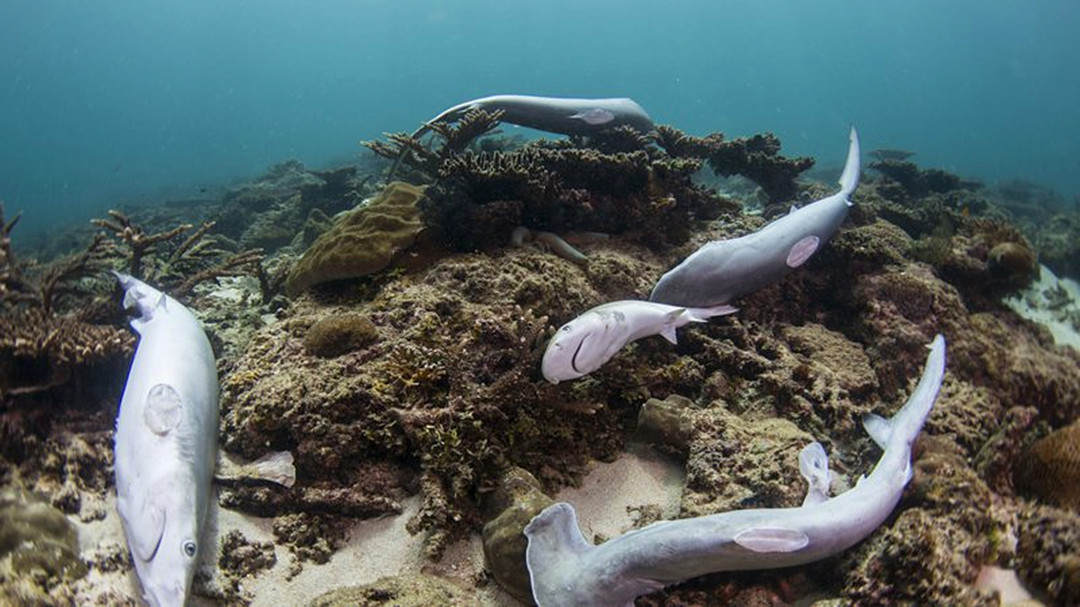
[91,209,192,279]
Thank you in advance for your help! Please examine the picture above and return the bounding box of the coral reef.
[0,488,86,606]
[1015,419,1080,511]
[870,158,981,199]
[218,530,277,579]
[1015,503,1080,606]
[6,120,1080,607]
[285,182,427,295]
[302,312,379,358]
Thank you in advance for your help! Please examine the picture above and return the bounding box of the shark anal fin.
[733,526,810,553]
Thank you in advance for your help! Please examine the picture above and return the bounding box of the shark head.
[127,471,202,607]
[541,310,623,384]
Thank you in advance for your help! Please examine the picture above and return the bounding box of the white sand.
[1004,263,1080,351]
[70,443,685,606]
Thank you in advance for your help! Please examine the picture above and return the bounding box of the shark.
[525,333,947,607]
[650,127,861,307]
[112,272,218,607]
[541,300,737,384]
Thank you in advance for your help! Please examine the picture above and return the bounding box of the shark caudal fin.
[524,502,594,607]
[838,126,861,203]
[862,334,946,456]
[684,304,738,323]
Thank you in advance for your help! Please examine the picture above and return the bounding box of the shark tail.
[524,502,595,607]
[862,334,946,453]
[685,304,739,323]
[838,126,861,203]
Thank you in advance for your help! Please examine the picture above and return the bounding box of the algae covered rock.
[1016,419,1080,511]
[285,181,427,295]
[0,488,86,603]
[481,467,554,601]
[307,573,478,606]
[302,312,379,357]
[1015,503,1080,606]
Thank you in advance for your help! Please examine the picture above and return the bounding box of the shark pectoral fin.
[798,442,831,506]
[129,495,166,562]
[144,383,183,436]
[862,412,892,450]
[733,526,810,553]
[786,235,821,268]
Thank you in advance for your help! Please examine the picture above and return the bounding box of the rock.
[0,488,86,604]
[481,467,554,602]
[302,313,379,358]
[1015,503,1080,606]
[636,394,694,455]
[1016,419,1080,511]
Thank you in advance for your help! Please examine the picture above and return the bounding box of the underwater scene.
[2,1,1080,606]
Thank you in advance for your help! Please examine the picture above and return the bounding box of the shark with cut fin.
[112,272,218,607]
[525,334,946,607]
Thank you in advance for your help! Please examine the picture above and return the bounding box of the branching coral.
[92,210,265,298]
[366,109,505,182]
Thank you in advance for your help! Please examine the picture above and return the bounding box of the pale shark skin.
[650,126,862,307]
[112,272,218,607]
[417,95,656,138]
[541,300,737,384]
[525,334,947,607]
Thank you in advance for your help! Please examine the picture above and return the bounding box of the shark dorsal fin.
[733,526,809,553]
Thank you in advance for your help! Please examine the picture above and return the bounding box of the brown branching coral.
[366,109,506,181]
[1,204,114,314]
[651,124,726,159]
[93,210,264,298]
[0,309,133,401]
[91,209,191,279]
[705,132,815,203]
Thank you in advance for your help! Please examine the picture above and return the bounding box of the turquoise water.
[2,0,1078,239]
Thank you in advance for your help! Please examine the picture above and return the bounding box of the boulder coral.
[285,182,427,296]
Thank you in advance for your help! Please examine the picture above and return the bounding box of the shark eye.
[182,541,197,558]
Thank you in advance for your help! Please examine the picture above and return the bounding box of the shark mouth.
[571,335,589,374]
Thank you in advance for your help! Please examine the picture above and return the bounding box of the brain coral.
[285,181,426,296]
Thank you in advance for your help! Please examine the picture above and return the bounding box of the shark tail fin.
[685,304,739,323]
[524,502,594,607]
[839,126,861,203]
[861,334,946,453]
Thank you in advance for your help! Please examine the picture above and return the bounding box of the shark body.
[113,273,218,607]
[525,334,947,607]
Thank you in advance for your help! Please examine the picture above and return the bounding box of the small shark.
[416,94,655,137]
[650,127,861,307]
[112,272,218,607]
[541,300,736,384]
[389,95,655,179]
[525,334,946,607]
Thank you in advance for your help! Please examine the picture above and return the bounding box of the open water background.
[2,0,1077,240]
